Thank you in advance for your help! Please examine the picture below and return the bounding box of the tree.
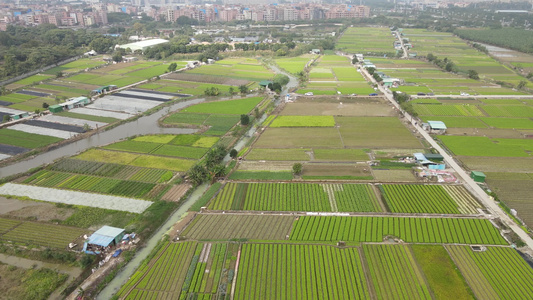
[273,74,290,86]
[239,85,248,94]
[517,80,527,89]
[187,164,208,186]
[42,102,49,108]
[426,53,436,62]
[167,62,177,72]
[467,70,479,80]
[112,52,123,63]
[56,71,63,78]
[228,87,235,95]
[2,115,10,123]
[230,149,238,159]
[352,56,359,64]
[366,67,376,75]
[292,163,303,175]
[240,114,250,126]
[445,62,455,72]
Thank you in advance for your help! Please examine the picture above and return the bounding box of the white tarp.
[9,123,73,139]
[0,183,152,213]
[70,107,132,120]
[87,96,160,114]
[41,114,107,129]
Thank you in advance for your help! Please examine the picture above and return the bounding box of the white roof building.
[116,39,169,52]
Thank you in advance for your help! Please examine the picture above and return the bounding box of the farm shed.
[83,226,125,255]
[426,121,447,134]
[9,112,30,120]
[471,171,486,183]
[60,97,90,110]
[91,85,117,95]
[48,105,63,113]
[259,80,273,87]
[382,78,401,88]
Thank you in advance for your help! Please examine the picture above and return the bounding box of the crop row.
[180,214,294,240]
[289,216,506,244]
[119,242,234,299]
[442,185,482,214]
[208,183,380,212]
[380,184,461,214]
[50,159,171,183]
[0,219,86,249]
[332,184,381,212]
[125,242,197,298]
[447,245,533,300]
[364,244,431,299]
[235,243,370,300]
[25,171,156,199]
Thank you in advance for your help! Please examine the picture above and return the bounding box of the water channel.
[0,98,205,178]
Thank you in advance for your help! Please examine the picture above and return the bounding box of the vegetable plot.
[289,216,506,244]
[380,184,465,214]
[235,243,370,300]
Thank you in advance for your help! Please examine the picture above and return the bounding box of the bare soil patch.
[3,202,75,222]
[373,170,418,182]
[0,197,45,215]
[161,184,192,201]
[302,163,372,177]
[446,128,522,139]
[237,161,293,172]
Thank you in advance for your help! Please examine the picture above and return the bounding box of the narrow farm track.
[359,65,533,251]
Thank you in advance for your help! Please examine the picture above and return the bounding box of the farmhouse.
[83,225,125,255]
[50,97,90,114]
[382,78,401,88]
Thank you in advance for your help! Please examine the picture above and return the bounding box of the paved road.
[395,31,409,58]
[359,66,533,251]
[414,94,533,99]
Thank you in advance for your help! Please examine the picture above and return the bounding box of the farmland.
[275,55,316,74]
[186,57,274,81]
[379,184,481,214]
[0,217,87,249]
[289,216,506,244]
[207,182,382,212]
[180,214,294,240]
[235,243,370,299]
[364,244,431,299]
[447,246,533,299]
[117,241,239,300]
[336,27,395,55]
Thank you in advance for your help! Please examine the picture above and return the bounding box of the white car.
[304,92,314,96]
[460,92,470,96]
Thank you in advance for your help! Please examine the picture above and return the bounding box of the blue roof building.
[83,226,125,255]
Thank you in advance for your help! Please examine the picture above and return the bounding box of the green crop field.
[379,184,480,214]
[0,129,63,149]
[152,145,208,159]
[364,244,432,299]
[117,241,238,299]
[337,27,395,55]
[0,218,87,249]
[180,214,294,240]
[275,55,315,74]
[439,136,533,157]
[269,116,336,127]
[289,216,506,244]
[235,243,370,299]
[181,97,262,115]
[447,246,533,299]
[412,245,473,300]
[104,141,161,154]
[207,182,381,212]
